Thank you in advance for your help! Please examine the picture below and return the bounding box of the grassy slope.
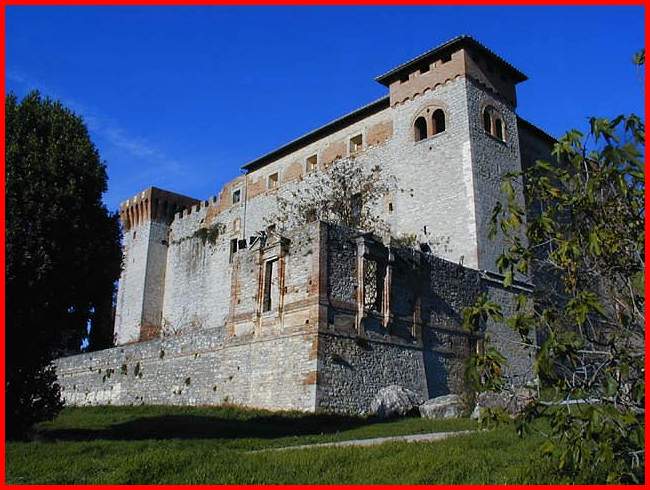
[6,405,564,484]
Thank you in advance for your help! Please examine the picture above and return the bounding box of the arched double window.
[414,117,427,141]
[413,106,447,142]
[432,109,445,135]
[482,106,507,142]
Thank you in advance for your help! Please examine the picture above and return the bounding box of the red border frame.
[1,1,648,488]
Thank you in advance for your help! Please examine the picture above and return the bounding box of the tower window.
[414,117,427,142]
[495,118,505,141]
[268,173,279,190]
[306,154,318,173]
[232,189,241,204]
[483,105,507,142]
[262,259,278,312]
[432,109,446,135]
[483,108,492,133]
[349,134,363,155]
[229,238,238,262]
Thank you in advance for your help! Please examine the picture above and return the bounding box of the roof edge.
[517,116,557,145]
[242,95,390,172]
[375,35,527,86]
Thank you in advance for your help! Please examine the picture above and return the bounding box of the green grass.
[6,405,566,484]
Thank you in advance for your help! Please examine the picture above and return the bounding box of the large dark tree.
[6,91,122,438]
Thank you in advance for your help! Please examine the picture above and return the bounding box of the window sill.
[414,130,447,145]
[484,131,508,146]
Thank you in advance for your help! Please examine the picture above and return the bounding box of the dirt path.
[258,430,475,452]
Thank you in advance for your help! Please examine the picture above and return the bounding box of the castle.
[55,36,554,413]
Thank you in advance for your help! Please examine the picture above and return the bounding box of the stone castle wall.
[57,222,534,413]
[57,222,325,410]
[55,327,318,410]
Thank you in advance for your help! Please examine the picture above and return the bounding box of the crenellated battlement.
[119,187,200,231]
[172,195,220,222]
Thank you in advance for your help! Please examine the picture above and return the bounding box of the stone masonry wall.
[465,79,526,273]
[482,277,536,386]
[58,222,533,413]
[378,77,479,268]
[57,222,323,411]
[55,327,317,410]
[161,203,240,338]
[316,227,517,414]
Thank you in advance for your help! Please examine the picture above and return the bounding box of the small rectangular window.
[349,134,363,155]
[232,189,241,204]
[268,173,279,189]
[306,154,318,173]
[229,238,238,262]
[351,193,362,222]
[262,259,276,312]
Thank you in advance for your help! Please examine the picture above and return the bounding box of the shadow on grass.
[39,412,373,442]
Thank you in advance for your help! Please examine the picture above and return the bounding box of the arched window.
[414,117,427,141]
[432,109,446,135]
[483,106,507,143]
[483,108,492,133]
[494,118,504,141]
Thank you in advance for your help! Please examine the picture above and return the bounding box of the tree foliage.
[464,111,645,482]
[6,91,122,438]
[268,156,396,237]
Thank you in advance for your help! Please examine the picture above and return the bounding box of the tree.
[268,156,396,237]
[464,111,645,482]
[6,91,122,438]
[268,154,452,256]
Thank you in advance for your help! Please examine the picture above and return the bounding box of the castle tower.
[375,35,528,271]
[114,187,199,345]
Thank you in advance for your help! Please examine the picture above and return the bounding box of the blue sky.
[6,6,645,211]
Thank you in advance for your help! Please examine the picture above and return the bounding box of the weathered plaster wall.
[114,222,152,345]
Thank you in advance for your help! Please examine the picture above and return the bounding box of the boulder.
[370,385,424,418]
[418,394,465,419]
[471,387,537,419]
